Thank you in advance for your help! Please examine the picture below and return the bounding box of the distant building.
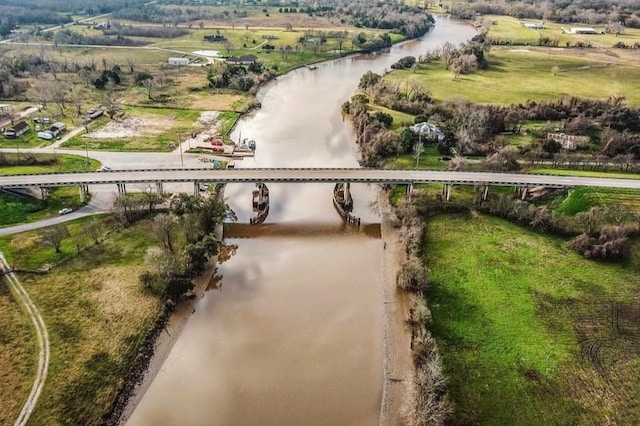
[204,34,227,42]
[93,21,110,30]
[168,57,189,66]
[570,27,597,34]
[411,122,445,141]
[523,22,544,29]
[3,121,29,138]
[226,54,257,65]
[262,34,278,40]
[547,133,589,150]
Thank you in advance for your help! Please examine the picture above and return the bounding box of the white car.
[97,166,112,172]
[58,208,73,215]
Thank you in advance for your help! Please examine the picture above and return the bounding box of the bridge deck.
[1,168,640,190]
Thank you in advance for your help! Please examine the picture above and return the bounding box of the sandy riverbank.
[116,261,218,425]
[378,190,414,426]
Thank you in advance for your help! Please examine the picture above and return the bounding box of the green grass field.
[427,213,640,425]
[555,186,640,215]
[385,48,640,105]
[0,154,99,227]
[485,15,640,48]
[0,217,164,424]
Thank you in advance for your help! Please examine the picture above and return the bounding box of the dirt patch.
[86,117,175,139]
[378,190,414,426]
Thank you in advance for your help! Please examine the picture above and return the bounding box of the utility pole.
[84,139,89,169]
[178,132,184,167]
[415,131,422,169]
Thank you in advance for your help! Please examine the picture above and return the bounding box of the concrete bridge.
[3,168,640,194]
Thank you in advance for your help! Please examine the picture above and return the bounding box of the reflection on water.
[126,16,476,426]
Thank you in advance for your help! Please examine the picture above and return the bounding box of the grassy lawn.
[0,282,34,425]
[385,48,640,106]
[0,217,164,424]
[555,186,640,215]
[485,15,640,48]
[385,145,449,170]
[427,213,640,425]
[529,168,640,180]
[0,154,99,227]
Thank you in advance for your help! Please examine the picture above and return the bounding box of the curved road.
[0,254,50,426]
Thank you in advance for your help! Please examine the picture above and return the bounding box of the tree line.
[449,0,640,28]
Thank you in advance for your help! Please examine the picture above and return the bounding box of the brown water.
[126,16,476,426]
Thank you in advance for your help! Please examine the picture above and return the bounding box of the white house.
[523,22,544,29]
[411,122,445,141]
[168,57,189,66]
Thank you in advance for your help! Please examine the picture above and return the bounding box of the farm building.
[168,57,189,66]
[3,121,29,138]
[523,22,544,29]
[570,27,597,34]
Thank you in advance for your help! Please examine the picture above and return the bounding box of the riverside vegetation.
[0,1,439,423]
[342,8,640,424]
[0,187,235,424]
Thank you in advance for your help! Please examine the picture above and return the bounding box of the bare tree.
[84,218,104,245]
[145,246,179,280]
[152,214,177,252]
[141,77,155,100]
[1,105,19,125]
[126,56,138,73]
[51,82,71,116]
[39,224,69,253]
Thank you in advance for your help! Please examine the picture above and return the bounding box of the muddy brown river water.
[126,16,475,426]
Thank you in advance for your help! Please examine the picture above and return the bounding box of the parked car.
[58,208,73,215]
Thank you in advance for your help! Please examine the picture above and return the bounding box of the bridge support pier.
[39,187,48,200]
[344,181,352,205]
[442,183,452,201]
[482,185,489,201]
[156,181,163,197]
[78,185,89,203]
[516,186,528,200]
[406,183,413,199]
[117,183,127,195]
[194,181,200,196]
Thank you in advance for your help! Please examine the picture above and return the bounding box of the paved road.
[2,168,640,189]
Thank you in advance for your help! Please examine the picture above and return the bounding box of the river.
[125,16,475,426]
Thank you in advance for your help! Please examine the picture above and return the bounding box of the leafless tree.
[145,246,179,280]
[39,224,69,253]
[152,214,177,252]
[141,77,155,100]
[1,105,19,125]
[84,218,104,245]
[126,56,138,73]
[51,82,71,116]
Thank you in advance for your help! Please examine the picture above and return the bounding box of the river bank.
[116,223,223,426]
[378,190,414,426]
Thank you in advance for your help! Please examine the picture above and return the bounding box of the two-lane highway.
[2,168,640,189]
